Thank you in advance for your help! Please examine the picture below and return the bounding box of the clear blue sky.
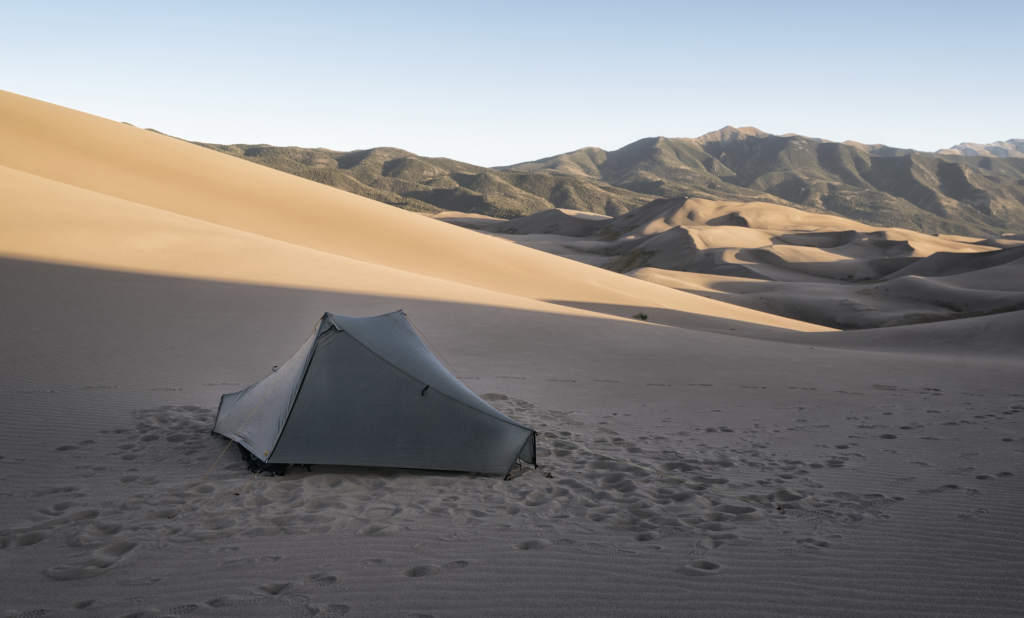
[2,1,1021,166]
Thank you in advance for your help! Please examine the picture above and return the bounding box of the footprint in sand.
[42,539,138,580]
[402,561,468,577]
[304,573,339,587]
[267,586,347,617]
[67,522,122,548]
[576,542,637,556]
[713,505,764,521]
[679,560,723,576]
[359,523,398,537]
[778,544,825,556]
[219,555,282,567]
[0,530,49,549]
[789,537,832,552]
[205,594,270,608]
[696,534,736,551]
[918,484,960,494]
[3,610,48,618]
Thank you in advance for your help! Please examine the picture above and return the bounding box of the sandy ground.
[2,91,1023,617]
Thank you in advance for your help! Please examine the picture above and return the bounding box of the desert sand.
[438,201,1024,330]
[1,90,1022,617]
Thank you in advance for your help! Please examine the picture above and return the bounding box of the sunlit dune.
[0,90,827,333]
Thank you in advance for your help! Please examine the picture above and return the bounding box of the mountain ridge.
[938,139,1024,158]
[500,129,1024,236]
[191,127,1024,237]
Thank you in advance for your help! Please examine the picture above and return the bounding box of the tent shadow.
[247,461,499,482]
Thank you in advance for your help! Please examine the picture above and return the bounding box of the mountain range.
[193,128,1024,237]
[938,139,1024,158]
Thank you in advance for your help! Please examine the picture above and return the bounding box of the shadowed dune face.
[440,197,1022,330]
[2,255,1023,616]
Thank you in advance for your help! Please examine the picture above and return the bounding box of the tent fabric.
[213,311,536,477]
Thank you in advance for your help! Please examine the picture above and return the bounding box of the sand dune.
[633,267,1024,329]
[887,245,1024,279]
[933,256,1024,293]
[446,198,1021,329]
[2,91,1023,617]
[471,208,612,236]
[0,90,826,334]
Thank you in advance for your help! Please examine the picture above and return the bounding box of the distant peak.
[938,140,1024,158]
[695,126,769,145]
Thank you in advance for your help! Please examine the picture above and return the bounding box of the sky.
[2,1,1021,167]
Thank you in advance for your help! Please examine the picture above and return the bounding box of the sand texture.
[2,91,1023,617]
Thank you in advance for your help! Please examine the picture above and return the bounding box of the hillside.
[194,143,652,218]
[194,128,1024,237]
[502,129,1024,236]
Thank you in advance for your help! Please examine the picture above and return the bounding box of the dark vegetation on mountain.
[193,143,650,219]
[193,127,1024,237]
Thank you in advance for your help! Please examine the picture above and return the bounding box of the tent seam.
[331,319,530,432]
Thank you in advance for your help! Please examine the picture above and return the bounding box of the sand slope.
[0,90,826,333]
[2,257,1022,617]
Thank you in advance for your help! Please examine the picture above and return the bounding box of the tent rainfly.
[213,311,537,478]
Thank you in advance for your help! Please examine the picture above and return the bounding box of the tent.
[213,311,537,478]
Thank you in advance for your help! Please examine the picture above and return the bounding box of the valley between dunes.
[1,90,1022,618]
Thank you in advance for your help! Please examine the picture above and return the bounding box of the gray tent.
[213,311,536,477]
